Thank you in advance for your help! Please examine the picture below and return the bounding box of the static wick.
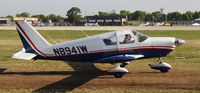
[46,34,58,44]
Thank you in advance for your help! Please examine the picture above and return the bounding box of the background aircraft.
[12,21,185,78]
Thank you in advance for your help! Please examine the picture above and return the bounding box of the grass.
[0,30,200,93]
[128,21,142,25]
[140,30,200,40]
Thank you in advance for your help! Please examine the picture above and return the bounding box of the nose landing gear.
[149,57,172,73]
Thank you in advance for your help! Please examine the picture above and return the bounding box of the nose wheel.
[149,57,172,73]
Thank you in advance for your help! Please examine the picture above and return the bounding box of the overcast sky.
[0,0,199,17]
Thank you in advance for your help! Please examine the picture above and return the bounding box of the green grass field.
[0,30,200,93]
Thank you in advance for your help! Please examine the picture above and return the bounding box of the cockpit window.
[102,33,117,46]
[103,38,117,45]
[132,31,148,42]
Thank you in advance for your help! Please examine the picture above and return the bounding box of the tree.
[32,14,48,22]
[167,12,182,21]
[160,14,167,21]
[57,15,65,21]
[145,13,153,21]
[182,11,194,21]
[194,11,200,19]
[128,12,134,20]
[6,15,13,18]
[48,14,58,22]
[120,10,130,17]
[98,11,110,16]
[16,12,30,17]
[66,7,82,25]
[110,12,118,17]
[132,11,147,21]
[152,11,162,21]
[110,10,118,17]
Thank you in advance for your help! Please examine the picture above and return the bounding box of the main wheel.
[120,64,126,67]
[160,69,169,73]
[114,74,123,78]
[120,62,129,67]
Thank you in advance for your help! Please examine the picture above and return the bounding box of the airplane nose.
[175,38,185,46]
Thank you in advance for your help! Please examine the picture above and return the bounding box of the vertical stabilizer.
[15,20,51,55]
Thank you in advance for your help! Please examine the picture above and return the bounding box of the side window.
[119,34,135,44]
[103,35,117,46]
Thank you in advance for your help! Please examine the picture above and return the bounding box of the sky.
[0,0,200,17]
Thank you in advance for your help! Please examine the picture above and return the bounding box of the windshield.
[132,31,148,42]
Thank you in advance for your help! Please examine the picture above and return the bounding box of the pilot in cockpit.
[123,34,134,44]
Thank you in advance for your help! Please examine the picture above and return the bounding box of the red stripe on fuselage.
[90,46,175,53]
[15,21,47,57]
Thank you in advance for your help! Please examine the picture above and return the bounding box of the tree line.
[97,10,200,21]
[5,7,200,25]
[8,12,66,23]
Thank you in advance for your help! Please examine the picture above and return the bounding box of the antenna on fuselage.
[46,34,58,44]
[81,30,89,37]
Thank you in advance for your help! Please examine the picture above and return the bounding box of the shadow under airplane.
[33,62,107,93]
[0,62,107,92]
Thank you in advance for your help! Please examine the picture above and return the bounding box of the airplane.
[12,20,185,78]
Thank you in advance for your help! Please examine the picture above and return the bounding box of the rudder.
[15,20,51,55]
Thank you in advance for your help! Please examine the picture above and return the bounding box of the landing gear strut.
[149,57,172,73]
[120,61,130,67]
[108,63,128,78]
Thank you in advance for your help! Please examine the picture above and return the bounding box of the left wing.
[94,54,144,63]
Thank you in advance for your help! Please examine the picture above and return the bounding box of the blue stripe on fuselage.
[35,48,173,63]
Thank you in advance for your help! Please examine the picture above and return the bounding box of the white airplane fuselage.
[14,21,185,63]
[36,31,177,63]
[13,21,185,78]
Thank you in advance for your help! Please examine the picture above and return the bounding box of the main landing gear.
[149,57,172,73]
[107,62,129,78]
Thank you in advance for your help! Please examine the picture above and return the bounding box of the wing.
[94,54,144,63]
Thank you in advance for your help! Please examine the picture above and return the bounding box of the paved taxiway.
[1,26,200,30]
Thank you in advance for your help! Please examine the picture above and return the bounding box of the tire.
[120,64,126,67]
[120,63,127,67]
[114,74,123,78]
[160,69,169,73]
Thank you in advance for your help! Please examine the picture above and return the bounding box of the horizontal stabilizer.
[12,48,36,60]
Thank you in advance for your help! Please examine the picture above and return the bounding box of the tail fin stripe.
[17,29,38,54]
[15,21,47,57]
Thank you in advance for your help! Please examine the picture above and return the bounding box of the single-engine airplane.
[12,21,185,78]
